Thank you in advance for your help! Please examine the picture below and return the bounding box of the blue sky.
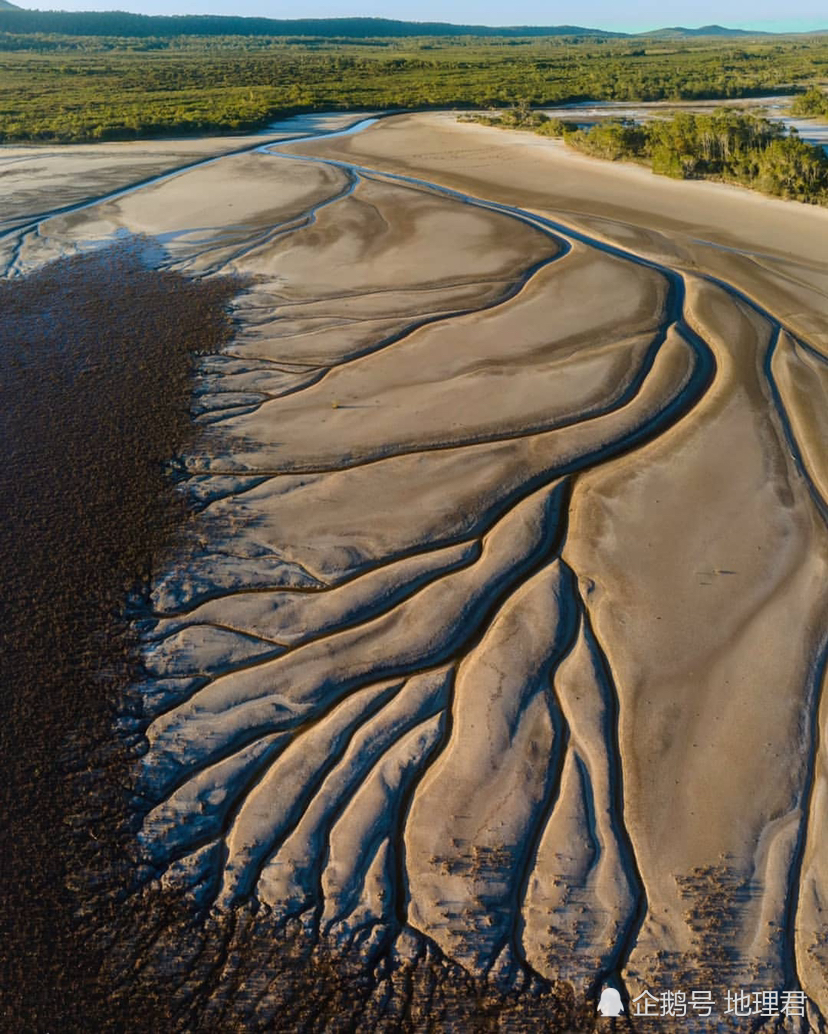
[10,0,828,34]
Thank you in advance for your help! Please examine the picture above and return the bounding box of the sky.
[9,0,828,34]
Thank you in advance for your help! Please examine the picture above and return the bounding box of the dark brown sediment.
[101,909,599,1032]
[0,240,241,1032]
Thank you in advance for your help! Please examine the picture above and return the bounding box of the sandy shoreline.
[3,111,827,1028]
[0,111,378,243]
[288,113,828,350]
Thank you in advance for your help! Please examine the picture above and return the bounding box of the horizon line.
[3,6,828,35]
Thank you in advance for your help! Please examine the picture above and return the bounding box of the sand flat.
[5,111,826,1022]
[289,113,828,352]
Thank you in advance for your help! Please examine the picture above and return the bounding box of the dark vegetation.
[0,11,628,38]
[473,106,828,203]
[0,10,782,40]
[0,27,827,142]
[0,241,242,1032]
[791,84,828,115]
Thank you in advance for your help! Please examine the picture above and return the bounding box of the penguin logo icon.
[597,987,624,1017]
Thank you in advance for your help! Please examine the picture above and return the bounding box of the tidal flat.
[0,243,242,1030]
[1,110,827,1031]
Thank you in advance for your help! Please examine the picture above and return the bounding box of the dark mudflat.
[0,241,239,1032]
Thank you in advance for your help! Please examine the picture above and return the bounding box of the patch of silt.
[100,905,599,1033]
[0,239,243,1033]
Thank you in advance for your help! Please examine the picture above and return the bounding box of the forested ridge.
[0,11,629,38]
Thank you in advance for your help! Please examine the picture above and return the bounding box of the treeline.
[791,85,828,116]
[1,35,826,144]
[0,12,624,39]
[473,107,828,203]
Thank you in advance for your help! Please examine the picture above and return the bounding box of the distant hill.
[0,11,626,38]
[642,24,770,38]
[0,0,21,9]
[0,10,816,40]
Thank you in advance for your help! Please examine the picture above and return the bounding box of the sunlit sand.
[3,109,827,1024]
